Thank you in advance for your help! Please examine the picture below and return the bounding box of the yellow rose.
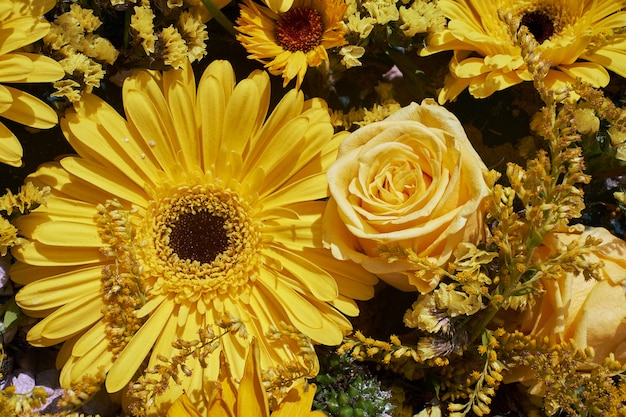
[506,227,626,388]
[323,99,489,292]
[521,227,626,360]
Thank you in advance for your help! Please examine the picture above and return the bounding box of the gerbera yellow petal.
[106,300,172,393]
[260,165,329,208]
[297,248,378,301]
[9,263,80,287]
[0,17,50,55]
[265,246,338,301]
[224,78,263,155]
[257,269,342,344]
[14,266,102,312]
[162,79,199,171]
[135,295,165,318]
[27,220,102,247]
[0,84,58,128]
[71,320,108,357]
[253,90,305,151]
[0,52,64,82]
[26,293,102,345]
[328,295,360,318]
[273,384,319,417]
[454,57,492,78]
[215,352,238,416]
[167,394,203,417]
[0,0,62,165]
[0,122,22,166]
[59,156,149,206]
[43,197,102,220]
[559,61,610,87]
[0,52,33,81]
[197,74,227,169]
[243,116,310,183]
[147,308,179,368]
[0,1,10,20]
[62,336,114,385]
[124,87,179,175]
[64,96,160,188]
[585,45,626,78]
[263,0,293,13]
[236,341,269,417]
[12,241,108,266]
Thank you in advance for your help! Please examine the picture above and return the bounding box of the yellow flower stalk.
[0,0,64,166]
[420,0,626,103]
[236,0,348,88]
[12,59,377,414]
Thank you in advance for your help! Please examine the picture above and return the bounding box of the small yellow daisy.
[236,0,348,88]
[420,0,626,103]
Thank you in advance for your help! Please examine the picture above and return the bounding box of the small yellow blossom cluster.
[129,0,209,69]
[338,330,449,382]
[0,183,50,256]
[496,330,626,417]
[262,322,318,409]
[340,0,444,68]
[567,80,626,166]
[127,315,246,416]
[0,345,105,417]
[44,4,119,103]
[443,329,506,417]
[0,346,44,416]
[56,368,106,411]
[95,199,147,358]
[398,243,497,360]
[330,82,401,129]
[0,384,47,416]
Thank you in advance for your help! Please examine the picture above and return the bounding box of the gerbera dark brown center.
[169,211,229,264]
[520,11,554,43]
[275,7,323,52]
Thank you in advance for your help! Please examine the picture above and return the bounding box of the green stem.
[201,0,237,37]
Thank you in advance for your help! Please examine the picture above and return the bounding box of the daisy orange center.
[275,7,324,52]
[520,11,555,43]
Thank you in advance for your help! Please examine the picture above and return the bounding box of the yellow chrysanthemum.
[0,0,64,166]
[12,59,377,414]
[420,0,626,103]
[167,340,327,417]
[236,0,347,88]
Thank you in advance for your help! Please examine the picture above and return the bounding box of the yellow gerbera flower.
[0,0,64,166]
[12,59,377,414]
[167,340,327,417]
[420,0,626,103]
[236,0,347,89]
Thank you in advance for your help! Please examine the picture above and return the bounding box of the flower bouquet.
[1,0,626,416]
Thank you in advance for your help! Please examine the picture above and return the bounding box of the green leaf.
[2,299,23,332]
